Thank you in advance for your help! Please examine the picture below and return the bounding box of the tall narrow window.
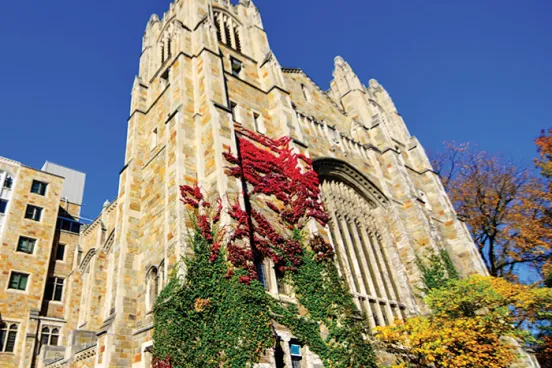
[31,180,48,196]
[8,272,29,291]
[25,205,42,221]
[161,42,165,64]
[167,38,172,58]
[17,236,36,254]
[56,244,66,261]
[0,199,7,214]
[224,21,232,46]
[146,267,159,311]
[230,102,237,122]
[45,277,64,302]
[253,112,266,134]
[0,323,18,353]
[215,14,223,43]
[234,27,242,53]
[301,84,312,102]
[255,259,268,290]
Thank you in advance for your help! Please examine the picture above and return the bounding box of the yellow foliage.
[376,276,552,368]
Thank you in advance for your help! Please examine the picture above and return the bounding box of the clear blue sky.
[1,0,550,220]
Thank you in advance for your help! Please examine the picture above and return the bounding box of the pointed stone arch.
[79,249,96,273]
[313,158,389,208]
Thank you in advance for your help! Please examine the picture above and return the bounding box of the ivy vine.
[153,127,378,367]
[416,249,459,292]
[152,229,273,367]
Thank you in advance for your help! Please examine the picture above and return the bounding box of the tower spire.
[331,56,363,99]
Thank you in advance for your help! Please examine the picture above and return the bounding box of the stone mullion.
[334,183,377,323]
[349,219,383,329]
[337,215,366,301]
[220,15,228,45]
[322,182,359,297]
[374,234,403,314]
[228,19,237,49]
[357,224,393,324]
[331,185,365,294]
[369,229,398,301]
[366,230,395,324]
[332,183,364,296]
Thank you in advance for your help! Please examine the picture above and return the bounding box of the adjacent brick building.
[0,157,85,368]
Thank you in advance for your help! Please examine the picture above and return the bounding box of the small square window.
[25,205,42,222]
[0,200,7,214]
[17,237,36,254]
[3,177,13,189]
[231,57,242,77]
[56,244,65,261]
[8,272,29,291]
[31,180,48,196]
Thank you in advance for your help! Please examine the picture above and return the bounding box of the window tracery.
[213,10,242,52]
[320,179,405,330]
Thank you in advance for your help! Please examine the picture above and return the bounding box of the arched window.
[0,323,18,353]
[320,178,405,330]
[213,10,242,53]
[40,326,60,346]
[146,266,159,311]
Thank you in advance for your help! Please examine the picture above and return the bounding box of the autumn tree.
[535,129,552,278]
[432,141,552,279]
[376,275,552,368]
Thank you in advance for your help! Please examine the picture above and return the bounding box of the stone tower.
[31,0,495,367]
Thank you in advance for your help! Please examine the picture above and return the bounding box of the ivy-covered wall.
[152,128,378,367]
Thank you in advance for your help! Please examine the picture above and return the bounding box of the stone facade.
[0,157,84,368]
[9,0,530,367]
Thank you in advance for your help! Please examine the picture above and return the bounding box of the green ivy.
[153,230,273,367]
[153,228,377,368]
[273,248,377,367]
[416,249,459,292]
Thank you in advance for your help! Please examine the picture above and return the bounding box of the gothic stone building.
[1,0,509,367]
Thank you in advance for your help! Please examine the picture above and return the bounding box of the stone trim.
[282,67,345,113]
[78,248,96,273]
[132,323,154,336]
[313,158,389,208]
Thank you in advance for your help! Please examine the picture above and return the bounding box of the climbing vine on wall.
[152,126,377,368]
[416,248,459,293]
